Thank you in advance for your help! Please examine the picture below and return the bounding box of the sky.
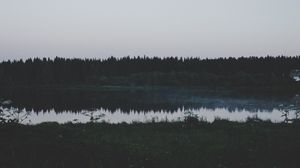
[0,0,300,60]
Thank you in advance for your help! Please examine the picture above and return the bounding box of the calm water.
[0,88,299,124]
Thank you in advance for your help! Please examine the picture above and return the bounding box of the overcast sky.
[0,0,299,60]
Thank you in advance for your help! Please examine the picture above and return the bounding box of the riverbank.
[1,120,300,168]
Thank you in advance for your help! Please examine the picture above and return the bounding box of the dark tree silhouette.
[0,56,299,87]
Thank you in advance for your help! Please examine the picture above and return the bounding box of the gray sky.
[0,0,300,60]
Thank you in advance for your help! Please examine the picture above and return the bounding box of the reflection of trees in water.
[0,103,284,114]
[0,98,284,114]
[0,88,294,114]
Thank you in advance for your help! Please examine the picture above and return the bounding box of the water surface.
[0,87,299,124]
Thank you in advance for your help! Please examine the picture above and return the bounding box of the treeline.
[0,56,299,87]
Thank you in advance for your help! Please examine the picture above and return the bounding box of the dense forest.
[0,56,299,88]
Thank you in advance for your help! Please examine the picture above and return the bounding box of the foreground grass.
[0,120,300,168]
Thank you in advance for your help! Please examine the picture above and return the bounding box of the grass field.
[1,119,300,168]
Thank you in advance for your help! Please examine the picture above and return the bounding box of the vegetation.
[1,56,300,167]
[0,119,300,168]
[0,56,299,88]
